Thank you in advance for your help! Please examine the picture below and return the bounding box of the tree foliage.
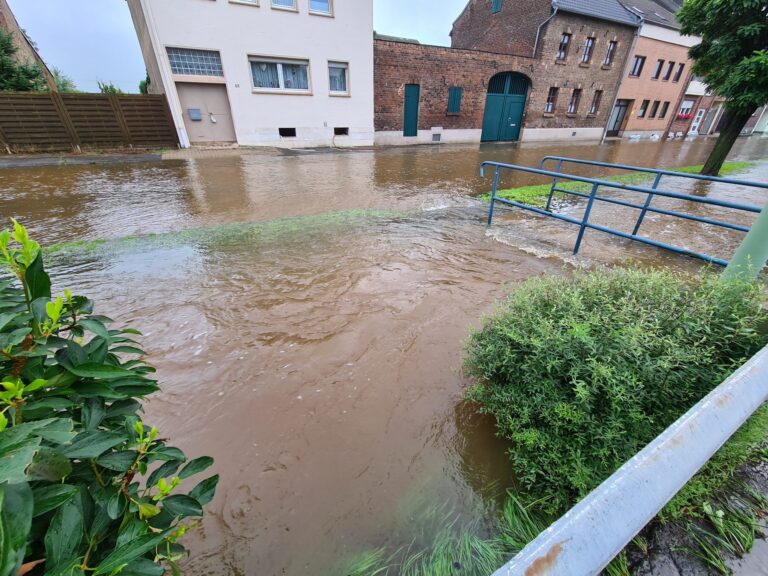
[52,67,77,93]
[0,221,218,576]
[679,0,768,116]
[0,30,45,92]
[97,81,123,95]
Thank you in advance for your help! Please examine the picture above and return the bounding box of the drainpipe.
[532,3,558,58]
[600,22,641,144]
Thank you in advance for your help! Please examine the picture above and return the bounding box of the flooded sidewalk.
[1,137,766,575]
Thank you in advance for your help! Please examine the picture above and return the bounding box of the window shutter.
[491,0,503,14]
[447,87,463,114]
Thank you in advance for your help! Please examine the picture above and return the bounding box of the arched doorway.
[481,72,529,142]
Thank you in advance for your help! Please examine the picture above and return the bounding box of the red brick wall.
[374,39,535,132]
[451,0,552,57]
[524,13,637,129]
[374,13,636,134]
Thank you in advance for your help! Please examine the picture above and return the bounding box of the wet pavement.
[0,137,766,575]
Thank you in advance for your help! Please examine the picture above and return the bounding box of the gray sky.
[8,0,468,93]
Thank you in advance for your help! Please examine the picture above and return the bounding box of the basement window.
[334,127,349,136]
[279,128,297,138]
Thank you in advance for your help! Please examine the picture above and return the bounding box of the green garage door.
[481,72,529,142]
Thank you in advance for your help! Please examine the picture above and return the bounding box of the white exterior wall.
[639,23,700,47]
[133,0,374,148]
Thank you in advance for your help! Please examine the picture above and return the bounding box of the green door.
[481,72,529,142]
[403,84,420,137]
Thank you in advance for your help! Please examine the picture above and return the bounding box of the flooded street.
[1,137,766,575]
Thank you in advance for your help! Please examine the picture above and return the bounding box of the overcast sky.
[7,0,468,93]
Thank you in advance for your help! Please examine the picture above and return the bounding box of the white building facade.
[127,0,374,148]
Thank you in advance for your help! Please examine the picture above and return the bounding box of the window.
[166,48,224,77]
[603,41,617,66]
[652,59,664,79]
[251,58,310,92]
[638,99,650,118]
[663,61,675,81]
[673,63,685,82]
[279,128,297,137]
[271,0,296,9]
[679,100,694,116]
[334,127,349,136]
[582,37,595,64]
[328,62,348,94]
[556,33,571,61]
[589,90,603,115]
[649,100,660,118]
[567,89,582,114]
[310,0,332,14]
[659,101,670,119]
[491,0,503,13]
[545,87,558,113]
[629,55,646,77]
[447,86,463,114]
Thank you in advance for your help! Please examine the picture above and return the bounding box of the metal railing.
[481,159,766,266]
[492,345,768,576]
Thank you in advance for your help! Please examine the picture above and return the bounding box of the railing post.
[632,173,663,236]
[487,166,501,227]
[573,183,599,254]
[721,201,768,281]
[545,159,564,212]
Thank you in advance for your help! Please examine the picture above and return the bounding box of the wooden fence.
[0,92,179,152]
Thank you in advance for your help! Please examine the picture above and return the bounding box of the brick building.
[606,0,697,139]
[374,0,640,145]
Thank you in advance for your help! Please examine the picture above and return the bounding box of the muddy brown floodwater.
[1,138,766,575]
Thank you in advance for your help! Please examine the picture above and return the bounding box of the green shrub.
[464,268,767,513]
[0,221,218,576]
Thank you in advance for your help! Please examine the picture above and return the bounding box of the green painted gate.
[481,72,529,142]
[403,84,420,137]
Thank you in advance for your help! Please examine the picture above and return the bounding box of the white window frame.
[250,56,312,94]
[309,0,334,16]
[328,61,349,96]
[229,0,259,6]
[271,0,297,11]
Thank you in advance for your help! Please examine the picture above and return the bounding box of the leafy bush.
[0,221,218,576]
[465,268,767,513]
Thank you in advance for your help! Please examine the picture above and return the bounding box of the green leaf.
[78,319,110,340]
[26,447,72,482]
[151,446,185,463]
[25,253,51,301]
[5,326,31,347]
[2,482,33,550]
[97,450,137,472]
[107,491,126,520]
[189,474,219,507]
[92,531,168,575]
[66,363,137,380]
[36,418,76,444]
[44,498,84,571]
[161,495,203,518]
[83,397,106,430]
[146,461,182,489]
[119,558,165,576]
[60,431,126,459]
[32,484,78,517]
[71,380,124,399]
[138,501,161,520]
[0,437,39,484]
[116,519,148,549]
[110,346,147,355]
[178,456,213,480]
[0,312,18,331]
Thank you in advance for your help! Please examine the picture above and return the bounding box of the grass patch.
[479,161,755,207]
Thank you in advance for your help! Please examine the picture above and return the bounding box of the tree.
[97,80,123,94]
[51,66,77,92]
[0,30,45,92]
[139,72,150,94]
[678,0,768,176]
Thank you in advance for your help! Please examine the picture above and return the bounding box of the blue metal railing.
[481,159,766,266]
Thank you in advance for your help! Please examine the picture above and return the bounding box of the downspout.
[600,17,643,144]
[532,3,558,58]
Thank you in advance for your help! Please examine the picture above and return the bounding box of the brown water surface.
[1,137,766,575]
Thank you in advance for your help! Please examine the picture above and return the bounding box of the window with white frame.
[328,62,348,94]
[167,47,224,77]
[679,100,694,116]
[310,0,333,14]
[251,58,310,91]
[271,0,296,9]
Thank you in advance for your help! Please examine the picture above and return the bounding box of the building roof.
[619,0,681,29]
[553,0,642,27]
